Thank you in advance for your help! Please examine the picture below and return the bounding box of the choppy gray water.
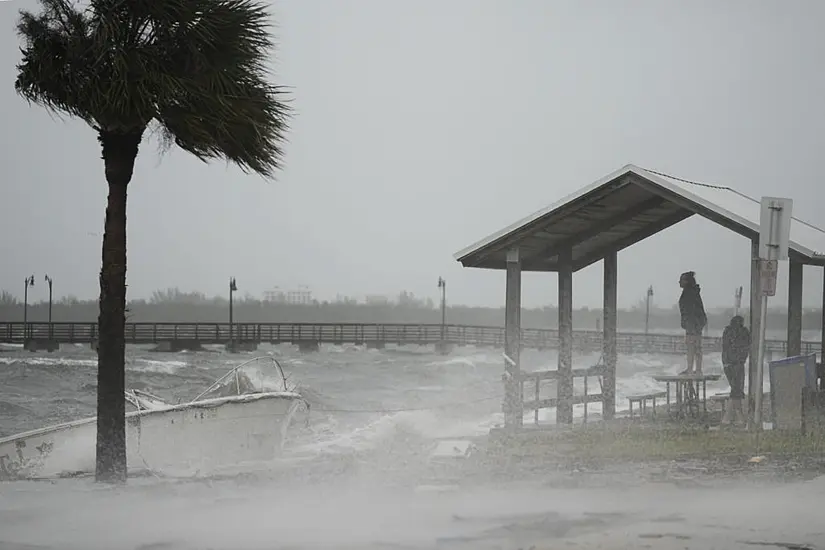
[1,343,821,550]
[0,343,719,441]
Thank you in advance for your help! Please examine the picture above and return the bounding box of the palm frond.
[15,0,98,124]
[158,81,290,177]
[15,0,290,178]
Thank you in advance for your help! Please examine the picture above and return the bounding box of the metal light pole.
[644,285,654,336]
[229,277,237,349]
[44,274,54,339]
[734,286,743,317]
[23,275,34,341]
[437,277,446,342]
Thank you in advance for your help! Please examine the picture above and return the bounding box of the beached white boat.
[0,356,309,480]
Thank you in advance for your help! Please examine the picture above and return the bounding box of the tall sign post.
[753,197,793,431]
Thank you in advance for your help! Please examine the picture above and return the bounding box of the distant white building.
[262,288,284,303]
[364,294,390,305]
[263,286,314,305]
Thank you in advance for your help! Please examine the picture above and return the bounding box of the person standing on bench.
[721,315,750,425]
[678,271,707,374]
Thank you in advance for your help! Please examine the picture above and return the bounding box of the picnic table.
[651,373,721,419]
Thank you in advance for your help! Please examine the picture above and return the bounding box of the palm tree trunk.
[95,129,143,484]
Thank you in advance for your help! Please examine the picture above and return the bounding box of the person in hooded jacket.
[678,271,707,374]
[721,315,750,424]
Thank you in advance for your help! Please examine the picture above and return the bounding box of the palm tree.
[15,0,289,483]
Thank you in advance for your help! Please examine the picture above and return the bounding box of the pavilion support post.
[748,239,762,424]
[557,247,574,424]
[820,267,824,383]
[787,260,803,358]
[503,247,523,430]
[602,251,618,420]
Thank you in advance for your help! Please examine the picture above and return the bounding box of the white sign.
[759,197,793,261]
[759,259,778,296]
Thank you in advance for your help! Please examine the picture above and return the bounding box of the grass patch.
[557,426,825,461]
[488,425,825,463]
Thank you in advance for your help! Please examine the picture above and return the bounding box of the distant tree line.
[0,287,821,334]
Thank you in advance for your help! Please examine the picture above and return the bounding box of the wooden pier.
[0,321,818,355]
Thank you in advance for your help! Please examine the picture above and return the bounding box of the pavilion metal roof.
[454,164,825,272]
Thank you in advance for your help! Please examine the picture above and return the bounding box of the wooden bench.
[708,392,730,414]
[628,391,667,419]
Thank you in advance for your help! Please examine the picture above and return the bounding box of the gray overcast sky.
[1,0,824,310]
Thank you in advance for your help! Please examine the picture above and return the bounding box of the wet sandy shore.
[1,443,824,550]
[1,476,823,550]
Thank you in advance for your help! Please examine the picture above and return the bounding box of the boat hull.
[0,392,306,480]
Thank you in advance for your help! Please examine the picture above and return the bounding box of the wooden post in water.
[602,251,618,420]
[557,247,574,424]
[787,260,803,357]
[503,247,523,430]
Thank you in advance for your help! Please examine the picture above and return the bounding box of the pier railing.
[0,321,818,356]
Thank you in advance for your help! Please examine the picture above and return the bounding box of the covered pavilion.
[454,164,825,428]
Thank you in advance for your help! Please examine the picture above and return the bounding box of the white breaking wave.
[0,356,98,368]
[130,359,190,374]
[1,343,736,478]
